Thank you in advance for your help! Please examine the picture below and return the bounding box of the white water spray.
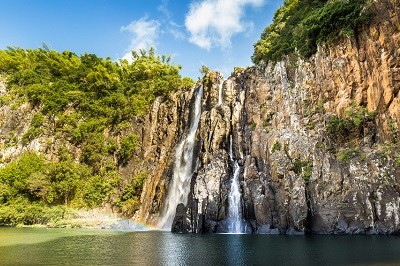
[158,86,203,230]
[218,79,223,106]
[227,135,243,233]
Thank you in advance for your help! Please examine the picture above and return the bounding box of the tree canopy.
[0,47,194,225]
[252,0,370,64]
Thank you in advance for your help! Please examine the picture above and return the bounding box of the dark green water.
[1,228,400,265]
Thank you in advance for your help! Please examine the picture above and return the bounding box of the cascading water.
[158,86,203,230]
[227,135,244,233]
[218,79,223,106]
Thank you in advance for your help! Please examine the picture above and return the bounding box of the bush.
[0,200,70,226]
[292,159,313,182]
[116,172,147,216]
[118,134,138,165]
[83,171,121,208]
[0,150,126,224]
[271,141,282,153]
[326,116,355,136]
[0,152,46,193]
[327,103,376,138]
[0,47,194,172]
[395,153,400,166]
[22,127,43,145]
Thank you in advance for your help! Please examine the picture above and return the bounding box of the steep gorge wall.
[138,0,400,234]
[1,0,399,234]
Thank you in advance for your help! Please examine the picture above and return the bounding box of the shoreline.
[8,209,149,231]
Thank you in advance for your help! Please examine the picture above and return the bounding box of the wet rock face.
[137,0,400,234]
[134,88,196,224]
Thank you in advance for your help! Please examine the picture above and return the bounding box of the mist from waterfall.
[157,86,203,230]
[227,135,244,233]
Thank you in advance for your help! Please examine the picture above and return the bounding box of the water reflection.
[1,229,400,265]
[160,232,191,265]
[224,234,246,265]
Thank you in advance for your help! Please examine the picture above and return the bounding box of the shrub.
[116,172,147,216]
[118,134,138,165]
[22,113,46,145]
[292,159,313,182]
[0,201,70,226]
[271,141,282,153]
[83,171,121,208]
[337,147,361,162]
[327,103,376,138]
[0,152,46,194]
[395,154,400,166]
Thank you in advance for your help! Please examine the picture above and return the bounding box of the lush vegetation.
[326,103,376,139]
[0,47,194,225]
[0,152,123,226]
[252,0,370,63]
[323,103,384,165]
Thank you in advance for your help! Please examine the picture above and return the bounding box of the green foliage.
[200,65,212,84]
[0,47,190,225]
[395,153,400,166]
[0,151,124,225]
[326,115,355,136]
[83,171,121,208]
[232,66,245,75]
[327,103,376,137]
[0,199,70,226]
[116,172,147,216]
[337,147,362,162]
[42,161,92,205]
[271,141,282,153]
[0,47,193,136]
[377,144,400,167]
[252,0,370,63]
[263,112,275,128]
[292,159,313,182]
[388,118,398,143]
[80,133,109,173]
[0,152,46,193]
[118,134,138,165]
[250,121,257,131]
[22,113,45,145]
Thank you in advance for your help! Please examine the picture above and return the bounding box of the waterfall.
[158,86,203,230]
[218,79,223,105]
[227,135,243,233]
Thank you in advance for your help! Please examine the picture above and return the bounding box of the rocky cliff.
[1,0,399,234]
[136,0,400,234]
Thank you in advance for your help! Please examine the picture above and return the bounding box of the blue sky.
[0,0,283,79]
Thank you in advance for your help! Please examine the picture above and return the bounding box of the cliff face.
[137,0,400,234]
[1,1,399,234]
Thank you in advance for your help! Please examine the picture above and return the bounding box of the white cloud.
[121,17,160,61]
[158,0,186,41]
[185,0,265,50]
[168,21,186,40]
[169,27,186,40]
[158,0,171,18]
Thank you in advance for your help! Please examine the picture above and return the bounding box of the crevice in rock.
[304,182,313,234]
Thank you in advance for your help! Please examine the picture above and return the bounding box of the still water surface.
[1,228,400,265]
